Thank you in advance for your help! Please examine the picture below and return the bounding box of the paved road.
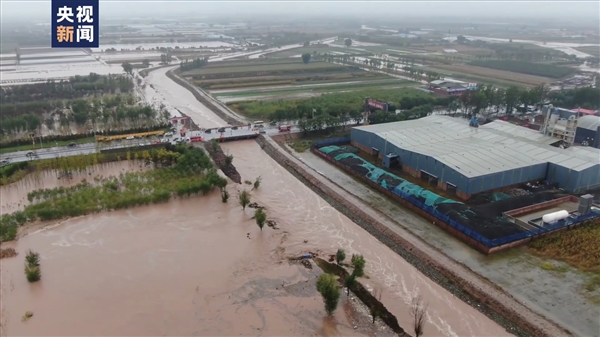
[0,125,300,164]
[1,38,336,164]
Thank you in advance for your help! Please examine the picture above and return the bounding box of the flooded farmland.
[0,141,507,337]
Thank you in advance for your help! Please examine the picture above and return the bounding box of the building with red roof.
[572,108,598,116]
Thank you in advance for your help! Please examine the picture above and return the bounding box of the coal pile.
[318,146,565,242]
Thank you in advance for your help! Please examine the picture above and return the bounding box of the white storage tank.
[542,210,569,224]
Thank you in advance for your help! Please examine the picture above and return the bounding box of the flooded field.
[293,149,600,337]
[0,141,508,337]
[0,161,146,215]
[95,41,237,52]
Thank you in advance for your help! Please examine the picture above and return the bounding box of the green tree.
[121,62,133,75]
[344,38,352,47]
[25,250,40,267]
[335,248,346,265]
[142,59,150,67]
[303,41,310,47]
[254,208,266,231]
[253,176,262,190]
[239,190,251,210]
[344,273,356,296]
[301,53,312,64]
[221,188,229,203]
[25,265,41,282]
[316,273,341,315]
[351,254,366,277]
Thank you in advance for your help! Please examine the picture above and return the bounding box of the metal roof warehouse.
[350,116,600,199]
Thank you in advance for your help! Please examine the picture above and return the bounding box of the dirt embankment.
[165,69,243,126]
[257,135,569,337]
[315,258,411,337]
[203,141,241,184]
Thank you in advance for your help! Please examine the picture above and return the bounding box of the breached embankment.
[203,141,242,184]
[257,135,569,337]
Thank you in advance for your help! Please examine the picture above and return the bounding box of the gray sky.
[1,0,599,22]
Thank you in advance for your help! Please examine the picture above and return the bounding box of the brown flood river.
[1,141,507,337]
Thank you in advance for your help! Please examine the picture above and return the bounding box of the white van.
[164,132,173,137]
[254,121,264,126]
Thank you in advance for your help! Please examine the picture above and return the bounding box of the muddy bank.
[165,69,242,126]
[257,135,567,337]
[203,141,241,184]
[315,258,411,337]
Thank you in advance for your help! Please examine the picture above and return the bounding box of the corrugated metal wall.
[351,129,547,194]
[575,127,597,145]
[465,163,547,194]
[573,165,600,193]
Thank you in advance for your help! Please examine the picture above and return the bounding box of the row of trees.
[0,73,133,105]
[318,249,428,336]
[453,84,600,118]
[241,83,598,132]
[179,57,209,72]
[311,52,441,82]
[0,94,167,138]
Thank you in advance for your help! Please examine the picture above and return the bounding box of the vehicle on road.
[231,126,238,130]
[26,151,36,157]
[259,129,267,134]
[164,132,173,137]
[190,136,203,142]
[278,125,292,132]
[68,142,77,147]
[218,127,226,133]
[0,160,10,167]
[254,121,264,127]
[125,136,135,140]
[205,129,212,134]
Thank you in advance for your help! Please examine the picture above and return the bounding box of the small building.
[428,80,476,97]
[572,108,598,116]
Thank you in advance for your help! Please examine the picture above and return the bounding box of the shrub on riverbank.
[0,146,227,242]
[24,250,41,283]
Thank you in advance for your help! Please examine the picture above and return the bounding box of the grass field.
[469,60,574,78]
[181,61,344,76]
[428,64,554,86]
[182,58,415,102]
[212,78,414,99]
[575,46,600,58]
[266,46,363,58]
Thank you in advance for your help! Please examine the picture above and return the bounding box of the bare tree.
[410,294,428,337]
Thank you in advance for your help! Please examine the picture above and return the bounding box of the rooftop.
[354,116,600,178]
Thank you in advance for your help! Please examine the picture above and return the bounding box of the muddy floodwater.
[0,141,506,337]
[1,161,146,214]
